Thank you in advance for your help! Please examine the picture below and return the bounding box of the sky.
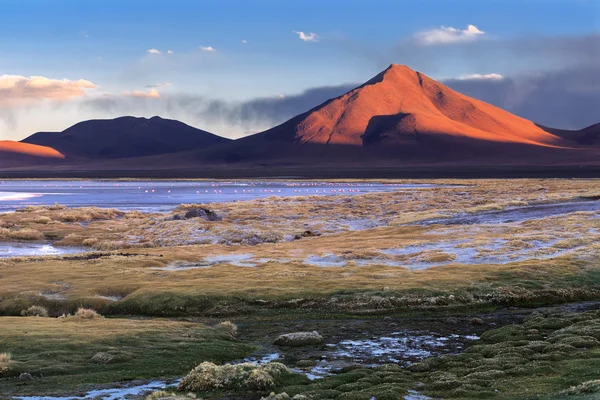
[0,0,599,140]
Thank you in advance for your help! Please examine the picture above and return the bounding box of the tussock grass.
[82,237,99,247]
[0,228,44,241]
[73,307,102,319]
[33,216,52,224]
[0,352,11,375]
[56,207,124,223]
[21,305,49,317]
[179,361,292,392]
[215,321,238,338]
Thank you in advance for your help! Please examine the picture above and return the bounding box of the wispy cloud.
[122,89,160,98]
[415,24,485,45]
[167,50,174,54]
[293,31,319,42]
[147,48,162,54]
[459,73,504,81]
[200,46,216,52]
[241,40,247,44]
[0,75,97,106]
[145,82,172,89]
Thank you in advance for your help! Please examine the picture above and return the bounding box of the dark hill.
[22,116,229,159]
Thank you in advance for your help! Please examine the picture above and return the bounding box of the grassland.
[0,316,252,396]
[0,178,599,399]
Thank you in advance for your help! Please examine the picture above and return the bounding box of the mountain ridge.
[22,116,230,159]
[2,64,599,173]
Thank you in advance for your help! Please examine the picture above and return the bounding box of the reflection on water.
[0,243,84,258]
[14,380,176,400]
[0,180,435,213]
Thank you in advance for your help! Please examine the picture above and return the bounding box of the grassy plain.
[0,179,599,399]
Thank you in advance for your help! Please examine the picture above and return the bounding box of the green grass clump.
[178,362,295,393]
[406,309,600,399]
[558,379,600,396]
[279,365,414,400]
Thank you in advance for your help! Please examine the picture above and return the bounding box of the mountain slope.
[254,64,567,148]
[180,64,599,167]
[540,123,600,146]
[0,141,65,168]
[22,116,229,159]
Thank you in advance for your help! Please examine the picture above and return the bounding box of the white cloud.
[241,40,247,44]
[293,31,319,42]
[145,82,172,89]
[200,46,216,52]
[415,24,485,45]
[0,75,97,106]
[147,48,162,54]
[459,73,504,81]
[167,50,174,54]
[122,89,160,98]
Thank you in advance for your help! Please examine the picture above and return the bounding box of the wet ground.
[419,199,600,226]
[8,301,600,399]
[236,315,492,383]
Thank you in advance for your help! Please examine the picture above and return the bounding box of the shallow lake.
[0,180,434,213]
[0,243,84,258]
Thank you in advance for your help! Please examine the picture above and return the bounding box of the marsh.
[1,178,599,399]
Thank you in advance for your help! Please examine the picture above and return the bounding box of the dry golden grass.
[72,307,102,319]
[33,216,52,224]
[21,305,49,317]
[0,178,598,315]
[0,352,11,375]
[0,228,44,241]
[215,321,238,338]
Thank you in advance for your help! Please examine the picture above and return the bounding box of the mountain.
[197,64,595,166]
[0,141,65,168]
[2,65,599,176]
[539,123,600,146]
[22,116,230,159]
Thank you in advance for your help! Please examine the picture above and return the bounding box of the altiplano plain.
[1,179,600,399]
[2,1,600,399]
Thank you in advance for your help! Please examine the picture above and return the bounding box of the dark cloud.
[444,65,600,130]
[80,62,599,136]
[80,84,357,136]
[388,34,600,78]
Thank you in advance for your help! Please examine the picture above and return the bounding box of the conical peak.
[386,64,416,73]
[363,64,422,88]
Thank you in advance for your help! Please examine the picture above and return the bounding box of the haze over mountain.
[22,116,229,159]
[181,64,597,167]
[1,65,599,175]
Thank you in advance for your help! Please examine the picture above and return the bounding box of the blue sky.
[0,0,598,139]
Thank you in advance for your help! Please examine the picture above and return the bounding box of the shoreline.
[2,165,600,179]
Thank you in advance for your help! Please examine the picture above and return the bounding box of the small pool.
[0,243,85,258]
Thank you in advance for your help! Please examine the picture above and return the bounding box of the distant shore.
[1,165,600,179]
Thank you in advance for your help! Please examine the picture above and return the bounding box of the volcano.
[2,65,599,176]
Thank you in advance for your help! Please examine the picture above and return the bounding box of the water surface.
[0,180,433,213]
